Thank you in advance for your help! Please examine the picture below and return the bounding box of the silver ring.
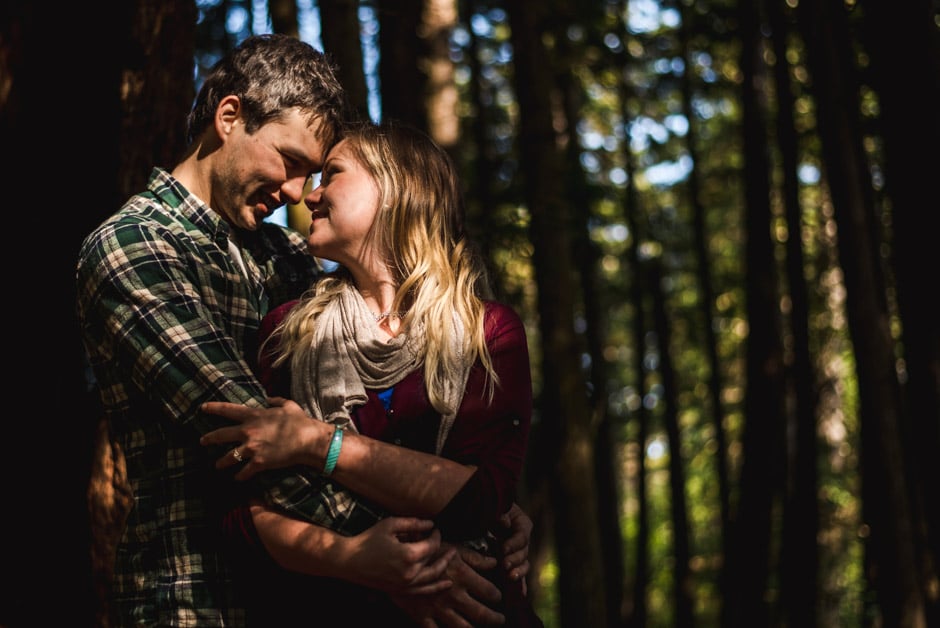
[232,448,244,462]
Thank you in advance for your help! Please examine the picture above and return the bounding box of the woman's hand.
[199,396,330,479]
[499,503,532,591]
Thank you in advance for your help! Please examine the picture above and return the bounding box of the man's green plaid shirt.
[76,168,380,627]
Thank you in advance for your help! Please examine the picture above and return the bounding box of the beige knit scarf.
[291,283,470,455]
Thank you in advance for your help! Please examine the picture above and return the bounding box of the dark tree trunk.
[551,4,626,625]
[724,0,788,626]
[676,6,732,615]
[619,87,651,628]
[375,0,427,130]
[11,2,195,625]
[118,1,196,208]
[1,1,157,626]
[615,25,650,627]
[860,3,940,622]
[649,260,697,628]
[457,0,506,301]
[766,1,820,626]
[318,0,370,119]
[504,0,607,625]
[268,0,299,38]
[798,1,924,626]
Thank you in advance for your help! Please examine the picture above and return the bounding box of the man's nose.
[282,176,309,205]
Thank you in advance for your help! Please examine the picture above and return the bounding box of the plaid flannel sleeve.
[253,466,386,536]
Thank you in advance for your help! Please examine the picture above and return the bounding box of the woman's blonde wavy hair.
[270,119,497,410]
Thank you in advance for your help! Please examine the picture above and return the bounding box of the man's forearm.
[250,503,453,594]
[251,501,351,577]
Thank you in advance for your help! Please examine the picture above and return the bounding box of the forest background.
[1,1,938,627]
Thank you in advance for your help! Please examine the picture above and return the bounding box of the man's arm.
[390,545,505,628]
[77,218,383,533]
[398,505,535,627]
[247,501,454,595]
[76,219,271,431]
[247,502,508,628]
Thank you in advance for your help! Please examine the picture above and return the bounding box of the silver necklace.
[372,310,406,322]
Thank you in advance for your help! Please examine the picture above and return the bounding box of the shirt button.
[512,419,520,426]
[393,438,402,445]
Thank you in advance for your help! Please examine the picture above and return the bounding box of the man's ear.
[215,95,242,137]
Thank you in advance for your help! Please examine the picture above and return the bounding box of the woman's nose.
[304,184,324,208]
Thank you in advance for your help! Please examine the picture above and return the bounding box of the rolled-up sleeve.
[434,303,533,540]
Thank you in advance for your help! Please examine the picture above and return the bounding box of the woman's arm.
[201,398,475,516]
[433,303,533,534]
[201,303,531,521]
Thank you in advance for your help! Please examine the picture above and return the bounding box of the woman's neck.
[349,266,400,323]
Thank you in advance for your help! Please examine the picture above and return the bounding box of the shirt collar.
[146,167,232,246]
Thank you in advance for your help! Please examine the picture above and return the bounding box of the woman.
[203,119,540,626]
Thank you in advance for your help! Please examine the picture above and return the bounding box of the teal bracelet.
[323,427,344,476]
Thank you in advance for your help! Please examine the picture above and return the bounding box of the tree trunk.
[798,1,924,626]
[421,0,459,150]
[619,82,651,628]
[456,0,505,300]
[724,0,788,626]
[676,6,732,617]
[765,2,821,626]
[504,1,607,625]
[1,1,168,625]
[268,0,299,38]
[860,3,940,621]
[118,0,196,207]
[552,4,627,624]
[318,0,369,118]
[375,0,427,130]
[650,260,697,628]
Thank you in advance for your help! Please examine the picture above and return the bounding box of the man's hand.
[391,543,505,627]
[251,505,453,595]
[343,517,455,595]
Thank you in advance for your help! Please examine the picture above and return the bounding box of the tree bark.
[860,3,940,621]
[766,0,821,624]
[375,0,427,130]
[650,260,697,628]
[724,0,788,626]
[318,0,369,118]
[504,0,607,625]
[798,1,924,625]
[268,0,299,38]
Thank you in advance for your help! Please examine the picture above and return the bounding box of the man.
[77,34,530,627]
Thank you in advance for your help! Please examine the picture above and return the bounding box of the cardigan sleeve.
[434,302,533,540]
